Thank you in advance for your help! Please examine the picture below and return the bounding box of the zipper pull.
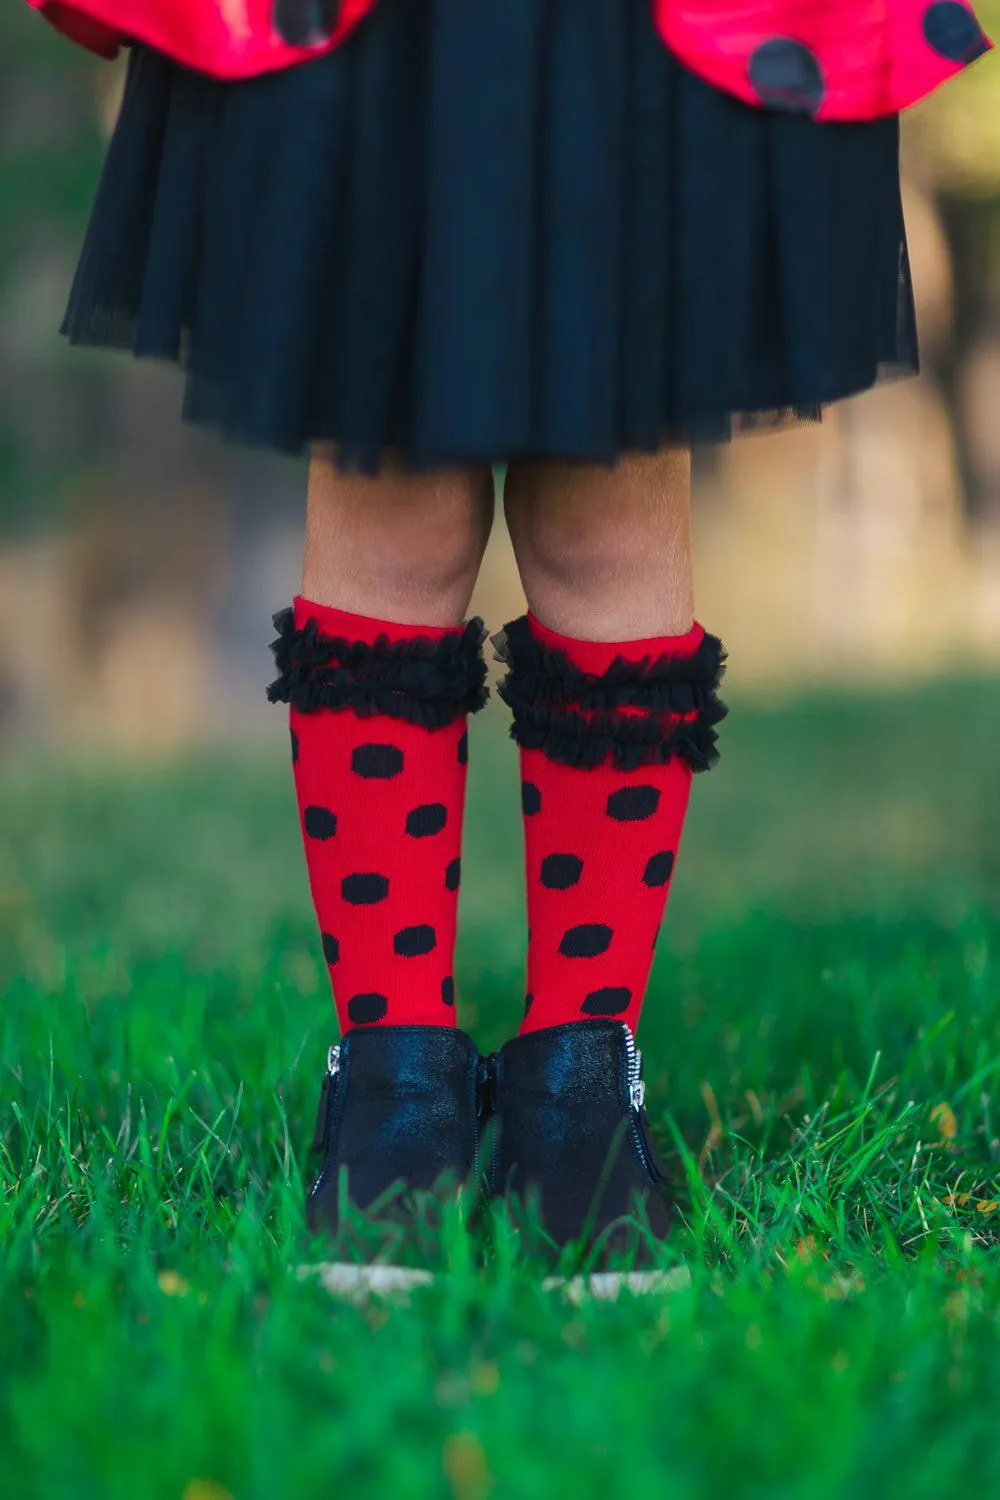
[630,1064,646,1113]
[622,1024,646,1112]
[311,1045,341,1153]
[477,1052,500,1116]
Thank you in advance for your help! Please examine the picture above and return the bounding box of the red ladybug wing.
[25,0,378,76]
[656,0,992,120]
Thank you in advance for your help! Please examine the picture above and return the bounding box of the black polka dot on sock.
[521,780,542,816]
[559,923,613,958]
[581,986,632,1016]
[445,857,462,892]
[606,785,660,822]
[341,872,390,905]
[304,805,338,840]
[321,932,340,965]
[643,850,675,887]
[441,976,455,1007]
[524,991,534,1017]
[457,729,469,765]
[394,923,437,957]
[406,802,448,838]
[923,0,990,61]
[747,37,825,114]
[290,727,299,764]
[351,743,404,779]
[540,853,584,890]
[347,991,389,1025]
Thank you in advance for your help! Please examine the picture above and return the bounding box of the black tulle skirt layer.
[63,0,919,470]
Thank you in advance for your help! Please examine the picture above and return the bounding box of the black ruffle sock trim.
[490,616,727,771]
[268,607,491,726]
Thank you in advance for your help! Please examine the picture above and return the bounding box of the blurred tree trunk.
[935,194,1000,528]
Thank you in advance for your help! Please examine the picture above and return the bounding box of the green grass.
[3,677,1000,1500]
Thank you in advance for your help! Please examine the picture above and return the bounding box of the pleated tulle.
[62,0,918,470]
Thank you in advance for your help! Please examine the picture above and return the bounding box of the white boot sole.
[302,1262,690,1303]
[541,1267,691,1301]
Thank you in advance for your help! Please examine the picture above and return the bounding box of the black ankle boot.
[484,1020,671,1262]
[307,1025,485,1239]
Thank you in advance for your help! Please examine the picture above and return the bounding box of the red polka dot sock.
[492,612,727,1037]
[268,596,489,1032]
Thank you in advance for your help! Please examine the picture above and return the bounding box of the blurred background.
[2,5,1000,756]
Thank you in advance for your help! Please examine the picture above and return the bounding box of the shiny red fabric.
[26,0,992,119]
[656,0,992,120]
[28,0,377,72]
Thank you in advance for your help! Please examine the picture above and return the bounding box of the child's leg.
[274,449,495,1035]
[499,447,722,1038]
[485,448,723,1257]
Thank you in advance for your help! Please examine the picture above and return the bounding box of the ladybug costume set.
[31,0,991,1266]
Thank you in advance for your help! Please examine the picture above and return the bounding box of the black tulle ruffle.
[267,607,490,725]
[491,616,726,713]
[491,616,727,772]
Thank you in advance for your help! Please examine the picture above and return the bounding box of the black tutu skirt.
[63,0,919,471]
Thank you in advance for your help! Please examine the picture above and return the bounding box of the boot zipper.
[622,1023,645,1111]
[622,1023,662,1182]
[478,1052,501,1192]
[476,1056,494,1194]
[311,1044,341,1155]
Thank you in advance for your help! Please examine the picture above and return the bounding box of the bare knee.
[504,467,619,584]
[303,451,495,625]
[503,450,693,638]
